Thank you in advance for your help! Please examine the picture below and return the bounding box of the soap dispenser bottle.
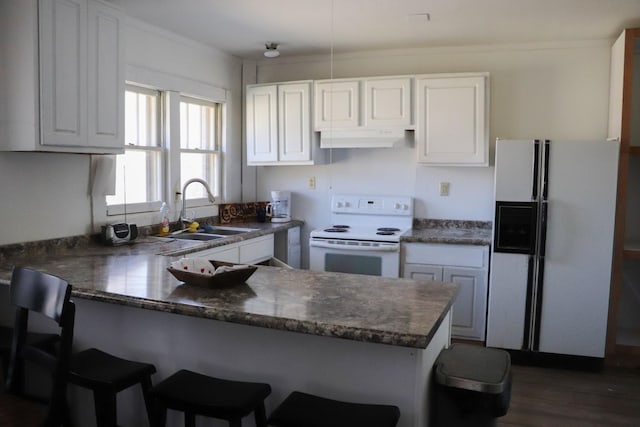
[159,202,170,236]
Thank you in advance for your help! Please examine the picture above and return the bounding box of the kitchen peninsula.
[0,228,456,427]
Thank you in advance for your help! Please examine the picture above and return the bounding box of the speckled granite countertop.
[0,220,456,349]
[403,219,492,246]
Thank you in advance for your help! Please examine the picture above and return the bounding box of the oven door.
[309,239,400,278]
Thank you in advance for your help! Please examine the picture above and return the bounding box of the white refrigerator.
[487,139,619,358]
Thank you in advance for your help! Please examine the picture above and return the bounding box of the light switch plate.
[439,182,450,196]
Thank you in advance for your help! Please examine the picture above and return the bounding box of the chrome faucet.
[180,178,216,224]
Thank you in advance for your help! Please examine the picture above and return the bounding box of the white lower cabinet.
[403,243,489,341]
[188,235,274,265]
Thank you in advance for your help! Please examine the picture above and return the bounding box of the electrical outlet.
[308,176,316,190]
[439,182,450,196]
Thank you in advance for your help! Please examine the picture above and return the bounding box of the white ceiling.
[114,0,640,59]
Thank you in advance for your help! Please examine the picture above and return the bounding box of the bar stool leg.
[184,411,196,427]
[94,389,117,427]
[254,402,268,427]
[150,399,167,427]
[140,375,154,423]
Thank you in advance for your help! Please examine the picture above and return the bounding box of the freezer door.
[486,252,530,350]
[494,139,536,202]
[537,140,619,358]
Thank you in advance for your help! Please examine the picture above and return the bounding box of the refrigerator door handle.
[522,255,536,350]
[532,200,548,351]
[542,140,550,201]
[539,201,548,257]
[532,140,540,201]
[533,256,545,352]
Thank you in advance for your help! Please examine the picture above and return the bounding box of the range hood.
[319,129,410,149]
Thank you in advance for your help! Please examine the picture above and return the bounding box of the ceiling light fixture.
[264,43,280,58]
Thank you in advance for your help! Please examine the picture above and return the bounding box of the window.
[107,85,162,214]
[106,85,223,217]
[179,96,222,201]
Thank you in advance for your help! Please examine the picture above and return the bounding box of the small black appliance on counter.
[102,223,138,246]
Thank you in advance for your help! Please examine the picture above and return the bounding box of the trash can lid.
[434,344,511,394]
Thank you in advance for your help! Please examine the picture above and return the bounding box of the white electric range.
[309,194,413,278]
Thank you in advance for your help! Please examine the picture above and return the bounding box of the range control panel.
[331,194,413,216]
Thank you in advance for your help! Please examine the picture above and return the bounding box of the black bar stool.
[67,347,157,427]
[148,369,271,427]
[267,391,401,427]
[1,266,75,426]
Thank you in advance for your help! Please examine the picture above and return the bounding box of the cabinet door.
[416,75,488,165]
[444,266,487,340]
[239,234,274,264]
[246,85,278,163]
[278,83,311,162]
[314,80,359,130]
[403,264,443,282]
[39,0,88,147]
[363,78,412,127]
[87,0,124,150]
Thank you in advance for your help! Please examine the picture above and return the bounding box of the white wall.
[245,41,613,266]
[0,16,242,246]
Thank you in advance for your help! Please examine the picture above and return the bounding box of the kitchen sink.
[170,233,224,241]
[202,226,258,235]
[165,226,259,241]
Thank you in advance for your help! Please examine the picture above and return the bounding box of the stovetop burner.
[376,231,396,236]
[324,228,348,233]
[332,225,350,229]
[377,227,400,232]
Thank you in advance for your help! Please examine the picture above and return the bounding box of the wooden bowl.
[167,260,257,288]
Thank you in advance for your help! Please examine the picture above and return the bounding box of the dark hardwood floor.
[497,363,640,426]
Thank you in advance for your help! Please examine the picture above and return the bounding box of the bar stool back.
[1,266,75,427]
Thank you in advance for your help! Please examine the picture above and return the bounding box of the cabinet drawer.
[404,243,486,268]
[191,245,239,262]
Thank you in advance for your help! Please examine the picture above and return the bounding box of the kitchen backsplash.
[219,202,270,224]
[413,219,492,230]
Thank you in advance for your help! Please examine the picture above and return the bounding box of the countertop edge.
[68,285,449,349]
[1,276,453,349]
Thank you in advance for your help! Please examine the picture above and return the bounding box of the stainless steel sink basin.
[165,226,258,241]
[202,226,258,235]
[170,233,224,241]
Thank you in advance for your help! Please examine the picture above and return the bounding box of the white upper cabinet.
[314,77,412,130]
[363,78,412,128]
[415,73,489,166]
[39,0,88,148]
[246,81,321,166]
[0,0,124,154]
[314,80,360,130]
[278,83,312,162]
[87,0,124,150]
[246,85,278,163]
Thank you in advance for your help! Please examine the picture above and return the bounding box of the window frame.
[176,95,223,209]
[106,85,225,218]
[106,84,164,216]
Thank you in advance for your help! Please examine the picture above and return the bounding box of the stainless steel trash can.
[433,344,512,427]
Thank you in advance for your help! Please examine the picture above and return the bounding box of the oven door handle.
[309,240,399,252]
